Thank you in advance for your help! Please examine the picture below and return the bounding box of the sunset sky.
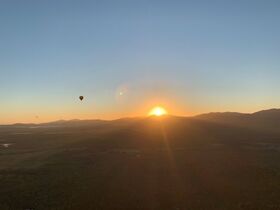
[1,0,280,124]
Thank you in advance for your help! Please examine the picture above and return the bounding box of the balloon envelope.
[79,96,84,101]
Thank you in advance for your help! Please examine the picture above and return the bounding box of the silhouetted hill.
[195,108,280,133]
[196,108,280,120]
[252,108,280,119]
[195,111,248,120]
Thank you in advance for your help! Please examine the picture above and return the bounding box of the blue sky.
[1,0,280,123]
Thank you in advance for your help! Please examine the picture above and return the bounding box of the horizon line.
[1,108,279,126]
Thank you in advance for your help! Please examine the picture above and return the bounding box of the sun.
[149,106,168,117]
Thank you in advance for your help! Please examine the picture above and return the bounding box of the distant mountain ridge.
[195,108,280,133]
[195,108,280,119]
[2,109,280,133]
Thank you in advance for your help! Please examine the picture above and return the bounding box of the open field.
[1,111,280,209]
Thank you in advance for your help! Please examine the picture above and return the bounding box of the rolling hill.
[0,109,280,209]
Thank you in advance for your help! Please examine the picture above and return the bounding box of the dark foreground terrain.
[1,109,280,210]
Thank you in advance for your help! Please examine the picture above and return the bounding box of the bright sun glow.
[149,106,168,116]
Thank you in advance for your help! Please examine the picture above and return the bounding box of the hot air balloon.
[79,96,84,101]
